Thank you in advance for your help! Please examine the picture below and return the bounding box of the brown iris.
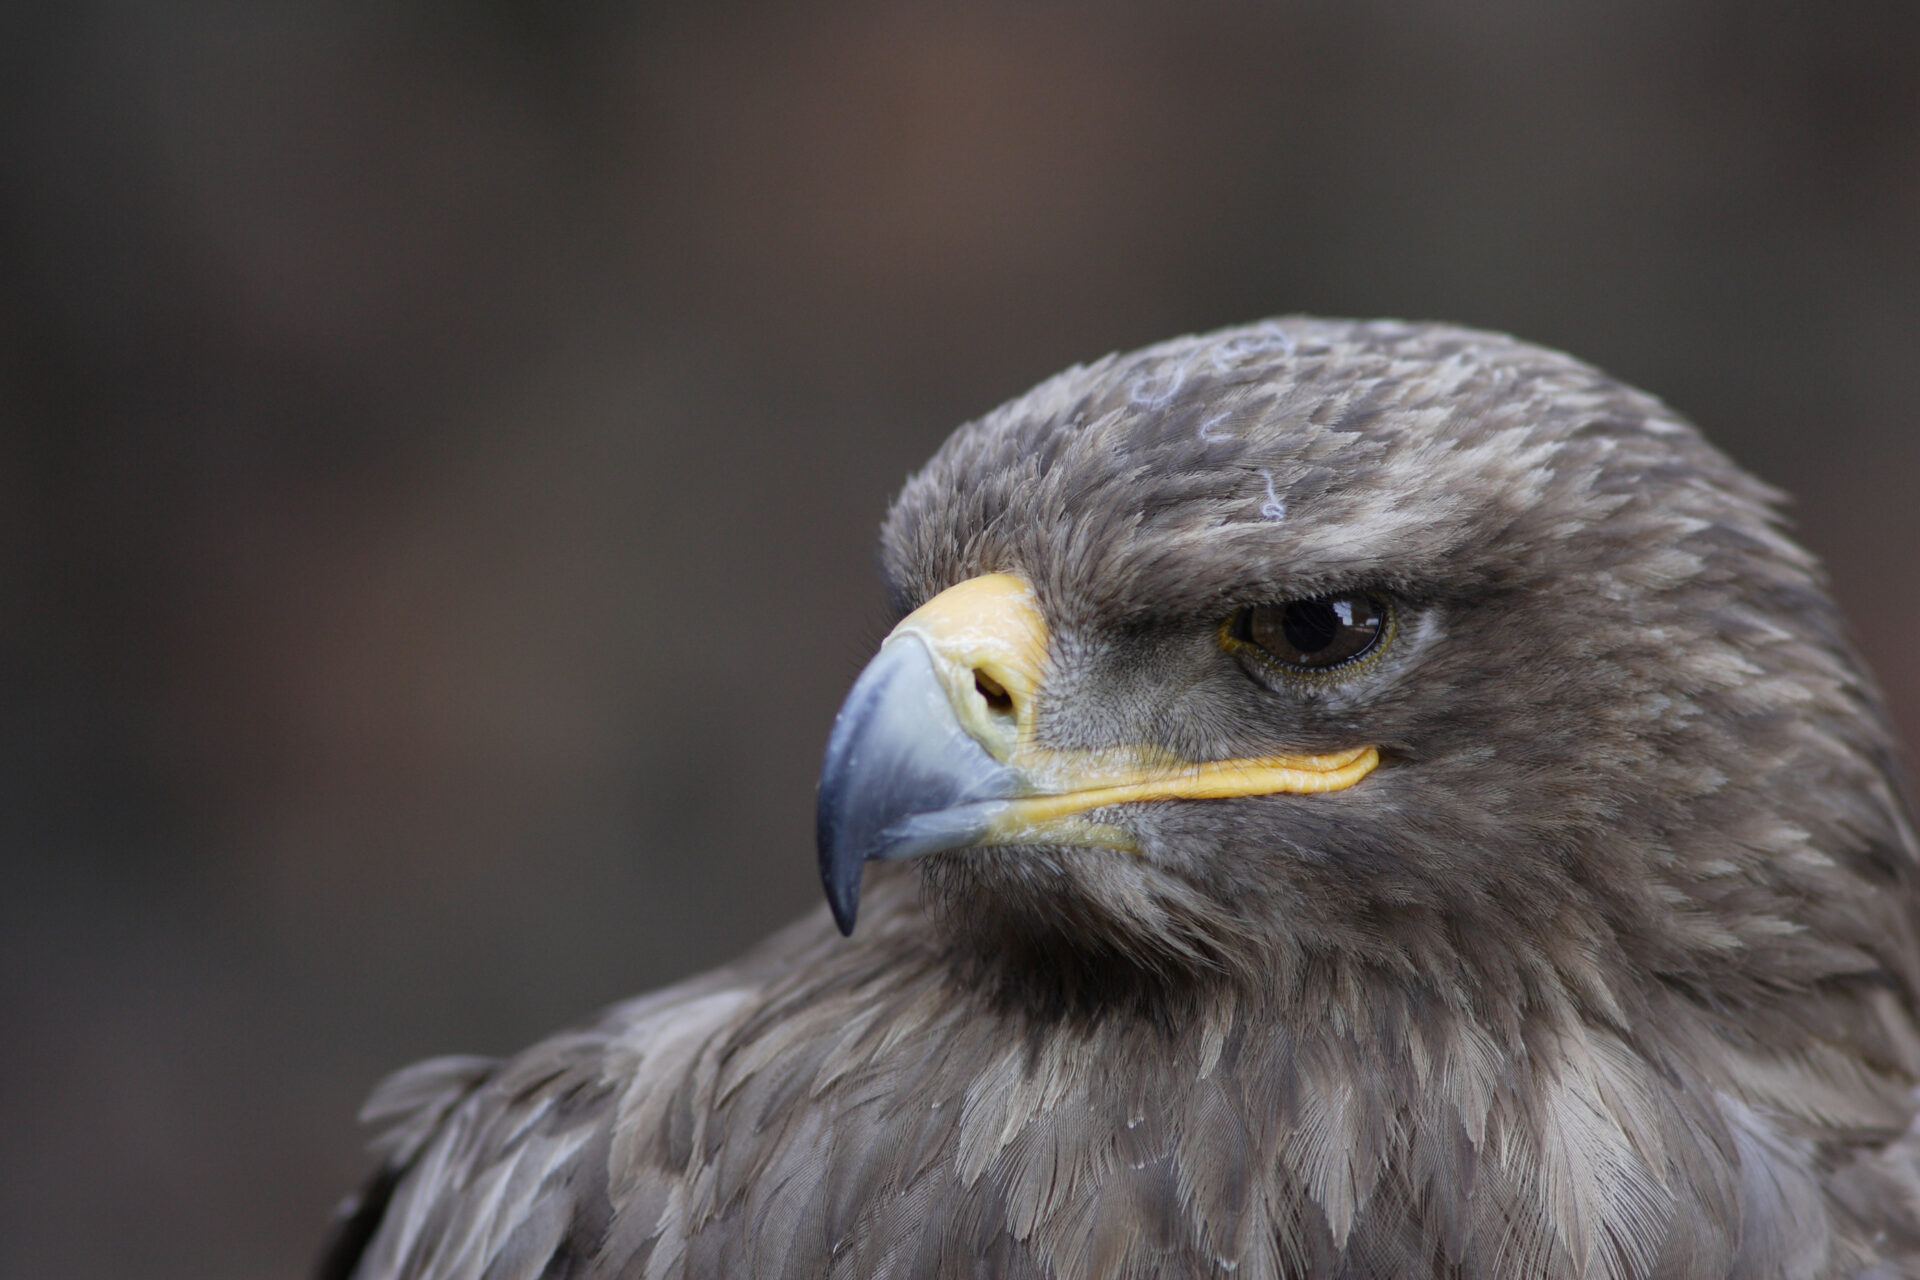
[1229,592,1390,672]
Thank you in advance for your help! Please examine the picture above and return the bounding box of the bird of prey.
[316,319,1920,1280]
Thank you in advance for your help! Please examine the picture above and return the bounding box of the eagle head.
[817,318,1916,1038]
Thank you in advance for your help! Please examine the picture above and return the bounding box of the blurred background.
[2,3,1915,1277]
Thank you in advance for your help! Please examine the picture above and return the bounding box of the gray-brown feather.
[323,319,1920,1279]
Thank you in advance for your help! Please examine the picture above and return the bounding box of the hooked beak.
[814,574,1378,933]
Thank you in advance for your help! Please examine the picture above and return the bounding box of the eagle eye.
[1227,593,1390,673]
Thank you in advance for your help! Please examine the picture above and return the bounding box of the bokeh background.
[3,4,1916,1277]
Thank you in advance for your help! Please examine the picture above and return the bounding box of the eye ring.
[1222,592,1394,675]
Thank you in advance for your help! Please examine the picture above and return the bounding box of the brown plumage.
[316,318,1920,1279]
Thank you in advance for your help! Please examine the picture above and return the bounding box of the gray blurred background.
[2,4,1916,1277]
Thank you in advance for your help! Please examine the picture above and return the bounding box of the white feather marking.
[1129,362,1187,408]
[1258,470,1286,521]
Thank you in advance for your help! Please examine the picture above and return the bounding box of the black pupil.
[1241,593,1384,670]
[1281,598,1343,653]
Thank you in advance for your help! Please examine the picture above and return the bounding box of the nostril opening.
[973,669,1015,716]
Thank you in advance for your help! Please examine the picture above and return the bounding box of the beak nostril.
[973,669,1015,716]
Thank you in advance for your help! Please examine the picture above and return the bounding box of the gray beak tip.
[814,635,1021,937]
[828,891,859,937]
[817,799,862,935]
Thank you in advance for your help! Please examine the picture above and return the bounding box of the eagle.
[316,318,1920,1279]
